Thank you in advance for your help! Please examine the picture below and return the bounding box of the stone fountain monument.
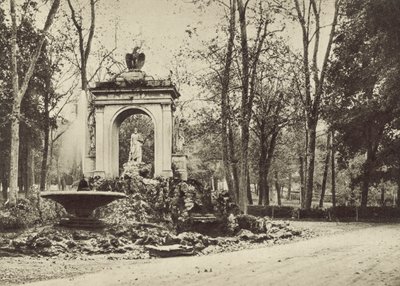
[82,47,186,179]
[41,48,188,227]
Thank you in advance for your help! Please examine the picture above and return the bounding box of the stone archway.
[85,80,180,178]
[110,106,156,177]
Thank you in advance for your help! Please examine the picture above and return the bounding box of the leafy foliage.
[325,0,400,206]
[95,176,211,227]
[213,191,240,216]
[0,187,64,230]
[0,1,68,195]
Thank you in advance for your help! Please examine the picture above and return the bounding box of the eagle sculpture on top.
[125,47,145,70]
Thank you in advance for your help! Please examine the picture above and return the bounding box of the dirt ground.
[1,221,399,286]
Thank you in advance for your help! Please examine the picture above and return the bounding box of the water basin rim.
[39,191,127,198]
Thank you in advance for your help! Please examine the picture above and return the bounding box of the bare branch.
[84,0,96,65]
[311,0,320,89]
[18,0,61,100]
[308,23,334,44]
[319,0,340,85]
[88,48,117,83]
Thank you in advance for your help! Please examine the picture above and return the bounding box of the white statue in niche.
[176,132,185,153]
[129,128,143,163]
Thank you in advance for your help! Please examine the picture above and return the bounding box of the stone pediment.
[91,77,180,101]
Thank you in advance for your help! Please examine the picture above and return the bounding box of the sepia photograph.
[0,0,399,285]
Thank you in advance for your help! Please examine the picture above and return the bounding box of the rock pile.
[0,226,150,257]
[0,217,313,258]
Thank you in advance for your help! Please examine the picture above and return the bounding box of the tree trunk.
[8,0,20,205]
[9,109,20,205]
[304,122,308,190]
[239,157,249,213]
[46,130,55,190]
[27,142,34,194]
[361,150,373,208]
[395,168,400,208]
[319,132,331,208]
[22,141,33,194]
[222,156,235,199]
[20,141,27,194]
[258,181,265,205]
[237,0,251,214]
[397,170,400,208]
[57,157,61,191]
[40,94,50,192]
[258,167,265,205]
[258,131,267,205]
[265,184,270,206]
[299,155,306,208]
[228,126,240,199]
[247,172,252,205]
[287,172,292,200]
[1,180,7,201]
[397,186,400,208]
[266,132,279,205]
[380,185,385,207]
[258,131,278,206]
[220,0,236,202]
[331,132,336,207]
[360,167,370,208]
[223,163,235,198]
[274,171,281,206]
[258,159,269,206]
[305,119,317,209]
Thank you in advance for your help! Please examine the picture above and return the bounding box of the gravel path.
[7,222,399,286]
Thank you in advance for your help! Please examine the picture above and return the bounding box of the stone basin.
[40,191,126,218]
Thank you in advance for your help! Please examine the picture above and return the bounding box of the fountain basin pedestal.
[40,191,126,228]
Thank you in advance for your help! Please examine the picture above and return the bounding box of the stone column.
[152,105,162,177]
[161,103,173,177]
[106,105,119,178]
[94,106,105,177]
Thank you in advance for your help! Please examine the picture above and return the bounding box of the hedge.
[247,205,294,218]
[247,205,400,220]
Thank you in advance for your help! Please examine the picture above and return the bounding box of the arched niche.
[110,106,156,177]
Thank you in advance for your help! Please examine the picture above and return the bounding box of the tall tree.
[220,0,238,202]
[252,68,292,206]
[0,2,54,197]
[331,132,336,207]
[8,0,61,205]
[236,0,272,213]
[292,0,340,209]
[0,5,12,198]
[377,135,400,207]
[319,131,331,207]
[327,0,400,207]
